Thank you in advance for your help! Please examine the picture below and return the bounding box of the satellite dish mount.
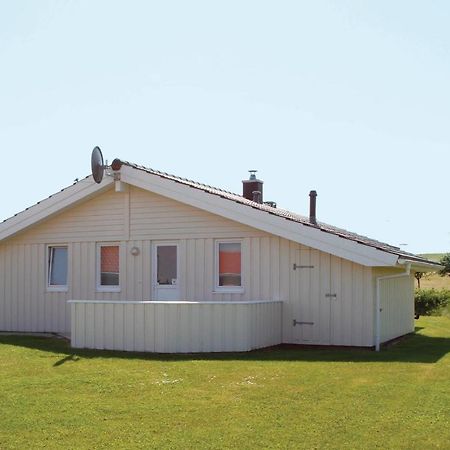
[91,146,111,184]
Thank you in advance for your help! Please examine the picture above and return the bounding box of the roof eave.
[397,258,444,272]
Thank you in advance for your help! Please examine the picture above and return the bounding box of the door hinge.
[293,320,314,326]
[293,264,314,270]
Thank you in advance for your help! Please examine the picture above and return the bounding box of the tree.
[414,272,423,288]
[439,253,450,277]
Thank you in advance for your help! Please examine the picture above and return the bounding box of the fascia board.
[121,167,398,267]
[0,176,113,241]
[400,261,444,272]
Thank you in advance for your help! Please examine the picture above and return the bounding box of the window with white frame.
[47,246,68,289]
[215,241,242,291]
[98,244,120,289]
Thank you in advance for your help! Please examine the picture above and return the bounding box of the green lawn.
[1,318,449,449]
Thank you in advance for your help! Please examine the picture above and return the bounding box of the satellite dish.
[91,146,104,184]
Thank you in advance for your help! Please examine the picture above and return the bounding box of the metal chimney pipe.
[309,190,317,225]
[252,190,262,204]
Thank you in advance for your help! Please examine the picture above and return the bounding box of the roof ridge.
[120,160,243,198]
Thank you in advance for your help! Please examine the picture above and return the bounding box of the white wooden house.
[0,158,440,352]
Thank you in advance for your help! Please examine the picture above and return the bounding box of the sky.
[0,1,449,254]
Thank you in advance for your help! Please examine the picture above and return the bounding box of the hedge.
[414,288,450,316]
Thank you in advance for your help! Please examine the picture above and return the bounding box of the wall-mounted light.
[130,246,140,256]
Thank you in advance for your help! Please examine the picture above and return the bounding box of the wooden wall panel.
[8,188,126,244]
[0,246,5,329]
[129,187,267,240]
[0,182,407,349]
[70,300,282,353]
[379,274,414,343]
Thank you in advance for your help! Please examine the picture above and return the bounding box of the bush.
[414,288,450,316]
[439,253,450,277]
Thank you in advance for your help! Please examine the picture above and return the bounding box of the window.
[156,245,178,285]
[48,246,68,290]
[98,244,120,290]
[215,241,242,291]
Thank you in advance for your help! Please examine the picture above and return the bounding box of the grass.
[419,253,444,262]
[419,272,450,290]
[1,317,449,449]
[415,252,450,290]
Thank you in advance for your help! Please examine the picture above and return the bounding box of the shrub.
[439,253,450,277]
[414,288,450,316]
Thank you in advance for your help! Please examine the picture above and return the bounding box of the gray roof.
[118,160,438,267]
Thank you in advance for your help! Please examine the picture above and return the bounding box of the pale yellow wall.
[373,270,415,343]
[284,242,374,347]
[10,186,267,244]
[9,188,126,244]
[0,185,375,346]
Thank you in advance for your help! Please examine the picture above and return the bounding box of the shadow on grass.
[0,331,449,366]
[53,354,81,366]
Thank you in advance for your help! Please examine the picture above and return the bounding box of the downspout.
[375,261,411,351]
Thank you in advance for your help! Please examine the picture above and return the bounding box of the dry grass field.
[419,272,450,290]
[416,253,450,290]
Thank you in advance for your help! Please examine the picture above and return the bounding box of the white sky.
[1,1,449,254]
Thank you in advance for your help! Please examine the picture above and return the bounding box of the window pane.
[101,272,119,286]
[157,245,177,285]
[100,246,119,286]
[219,242,241,287]
[49,247,68,286]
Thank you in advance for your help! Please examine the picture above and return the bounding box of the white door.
[152,243,180,301]
[292,247,335,345]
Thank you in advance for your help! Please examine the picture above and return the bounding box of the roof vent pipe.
[252,191,262,203]
[309,190,317,225]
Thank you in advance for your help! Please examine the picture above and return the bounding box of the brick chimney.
[242,170,263,203]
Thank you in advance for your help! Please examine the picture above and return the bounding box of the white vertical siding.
[288,245,374,347]
[379,274,415,343]
[0,186,280,333]
[70,300,282,353]
[129,187,267,240]
[0,183,409,350]
[0,243,70,333]
[0,232,375,346]
[0,245,5,330]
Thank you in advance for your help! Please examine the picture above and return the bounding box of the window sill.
[46,287,69,293]
[213,288,244,294]
[96,287,121,293]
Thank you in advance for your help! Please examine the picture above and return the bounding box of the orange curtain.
[101,246,119,272]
